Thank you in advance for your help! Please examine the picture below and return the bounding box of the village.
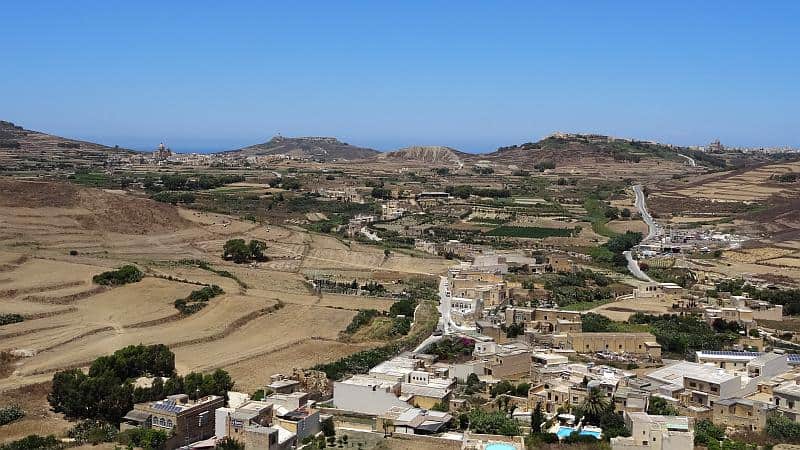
[100,247,800,450]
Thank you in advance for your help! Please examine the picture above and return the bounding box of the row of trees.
[159,173,245,191]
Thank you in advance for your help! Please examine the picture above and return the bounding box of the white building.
[611,412,694,450]
[333,375,407,415]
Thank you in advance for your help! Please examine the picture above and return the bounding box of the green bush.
[485,226,575,238]
[766,413,800,443]
[344,309,380,334]
[0,405,24,425]
[92,265,143,286]
[117,428,169,450]
[465,409,520,436]
[175,285,224,315]
[0,314,24,326]
[0,435,63,450]
[151,191,196,204]
[67,420,118,444]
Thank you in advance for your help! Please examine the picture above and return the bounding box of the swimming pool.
[485,443,516,450]
[556,426,602,439]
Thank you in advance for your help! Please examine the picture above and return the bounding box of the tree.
[620,208,631,219]
[49,345,183,424]
[117,428,168,450]
[248,240,267,261]
[216,437,245,450]
[48,369,88,418]
[530,402,545,434]
[647,396,678,416]
[224,239,268,263]
[223,239,250,263]
[766,413,800,443]
[695,419,725,446]
[466,409,520,436]
[371,187,391,199]
[580,388,609,424]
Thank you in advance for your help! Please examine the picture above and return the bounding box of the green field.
[485,226,575,238]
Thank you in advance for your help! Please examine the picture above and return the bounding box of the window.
[159,417,166,427]
[167,419,173,428]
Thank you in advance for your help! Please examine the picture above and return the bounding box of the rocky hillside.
[488,132,692,166]
[378,145,468,166]
[0,120,136,170]
[225,135,379,161]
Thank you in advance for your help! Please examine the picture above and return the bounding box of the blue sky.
[1,1,798,153]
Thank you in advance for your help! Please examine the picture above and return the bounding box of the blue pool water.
[556,426,602,439]
[485,444,516,450]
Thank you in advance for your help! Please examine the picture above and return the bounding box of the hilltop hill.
[0,120,136,170]
[377,145,468,166]
[225,135,379,161]
[488,132,690,165]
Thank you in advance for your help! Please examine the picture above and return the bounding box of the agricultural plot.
[485,225,576,238]
[0,179,448,396]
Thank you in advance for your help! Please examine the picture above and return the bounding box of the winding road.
[677,153,696,167]
[633,185,659,242]
[626,185,657,282]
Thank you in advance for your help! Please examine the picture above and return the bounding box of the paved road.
[677,153,696,167]
[633,185,659,242]
[628,185,657,282]
[624,250,653,282]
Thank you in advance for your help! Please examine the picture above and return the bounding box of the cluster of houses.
[116,242,800,450]
[121,373,331,450]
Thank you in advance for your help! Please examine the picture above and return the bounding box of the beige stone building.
[449,270,506,306]
[712,398,775,432]
[121,394,225,449]
[473,340,532,379]
[566,332,662,359]
[505,307,582,334]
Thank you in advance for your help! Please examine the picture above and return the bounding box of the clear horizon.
[2,1,798,153]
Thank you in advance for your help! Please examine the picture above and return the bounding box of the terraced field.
[0,178,450,394]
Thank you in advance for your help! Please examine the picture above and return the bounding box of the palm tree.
[581,387,609,424]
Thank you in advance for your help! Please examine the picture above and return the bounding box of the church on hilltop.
[153,142,172,161]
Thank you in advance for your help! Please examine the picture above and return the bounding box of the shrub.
[344,309,380,334]
[92,265,143,286]
[485,226,574,238]
[175,285,224,315]
[766,413,800,443]
[0,314,24,326]
[0,435,64,450]
[117,428,169,450]
[0,405,24,425]
[68,420,118,445]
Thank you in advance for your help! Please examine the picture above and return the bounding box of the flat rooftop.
[647,361,737,385]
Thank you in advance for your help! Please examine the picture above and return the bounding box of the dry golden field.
[0,179,450,397]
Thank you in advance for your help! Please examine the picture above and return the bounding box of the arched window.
[166,419,173,428]
[159,417,166,427]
